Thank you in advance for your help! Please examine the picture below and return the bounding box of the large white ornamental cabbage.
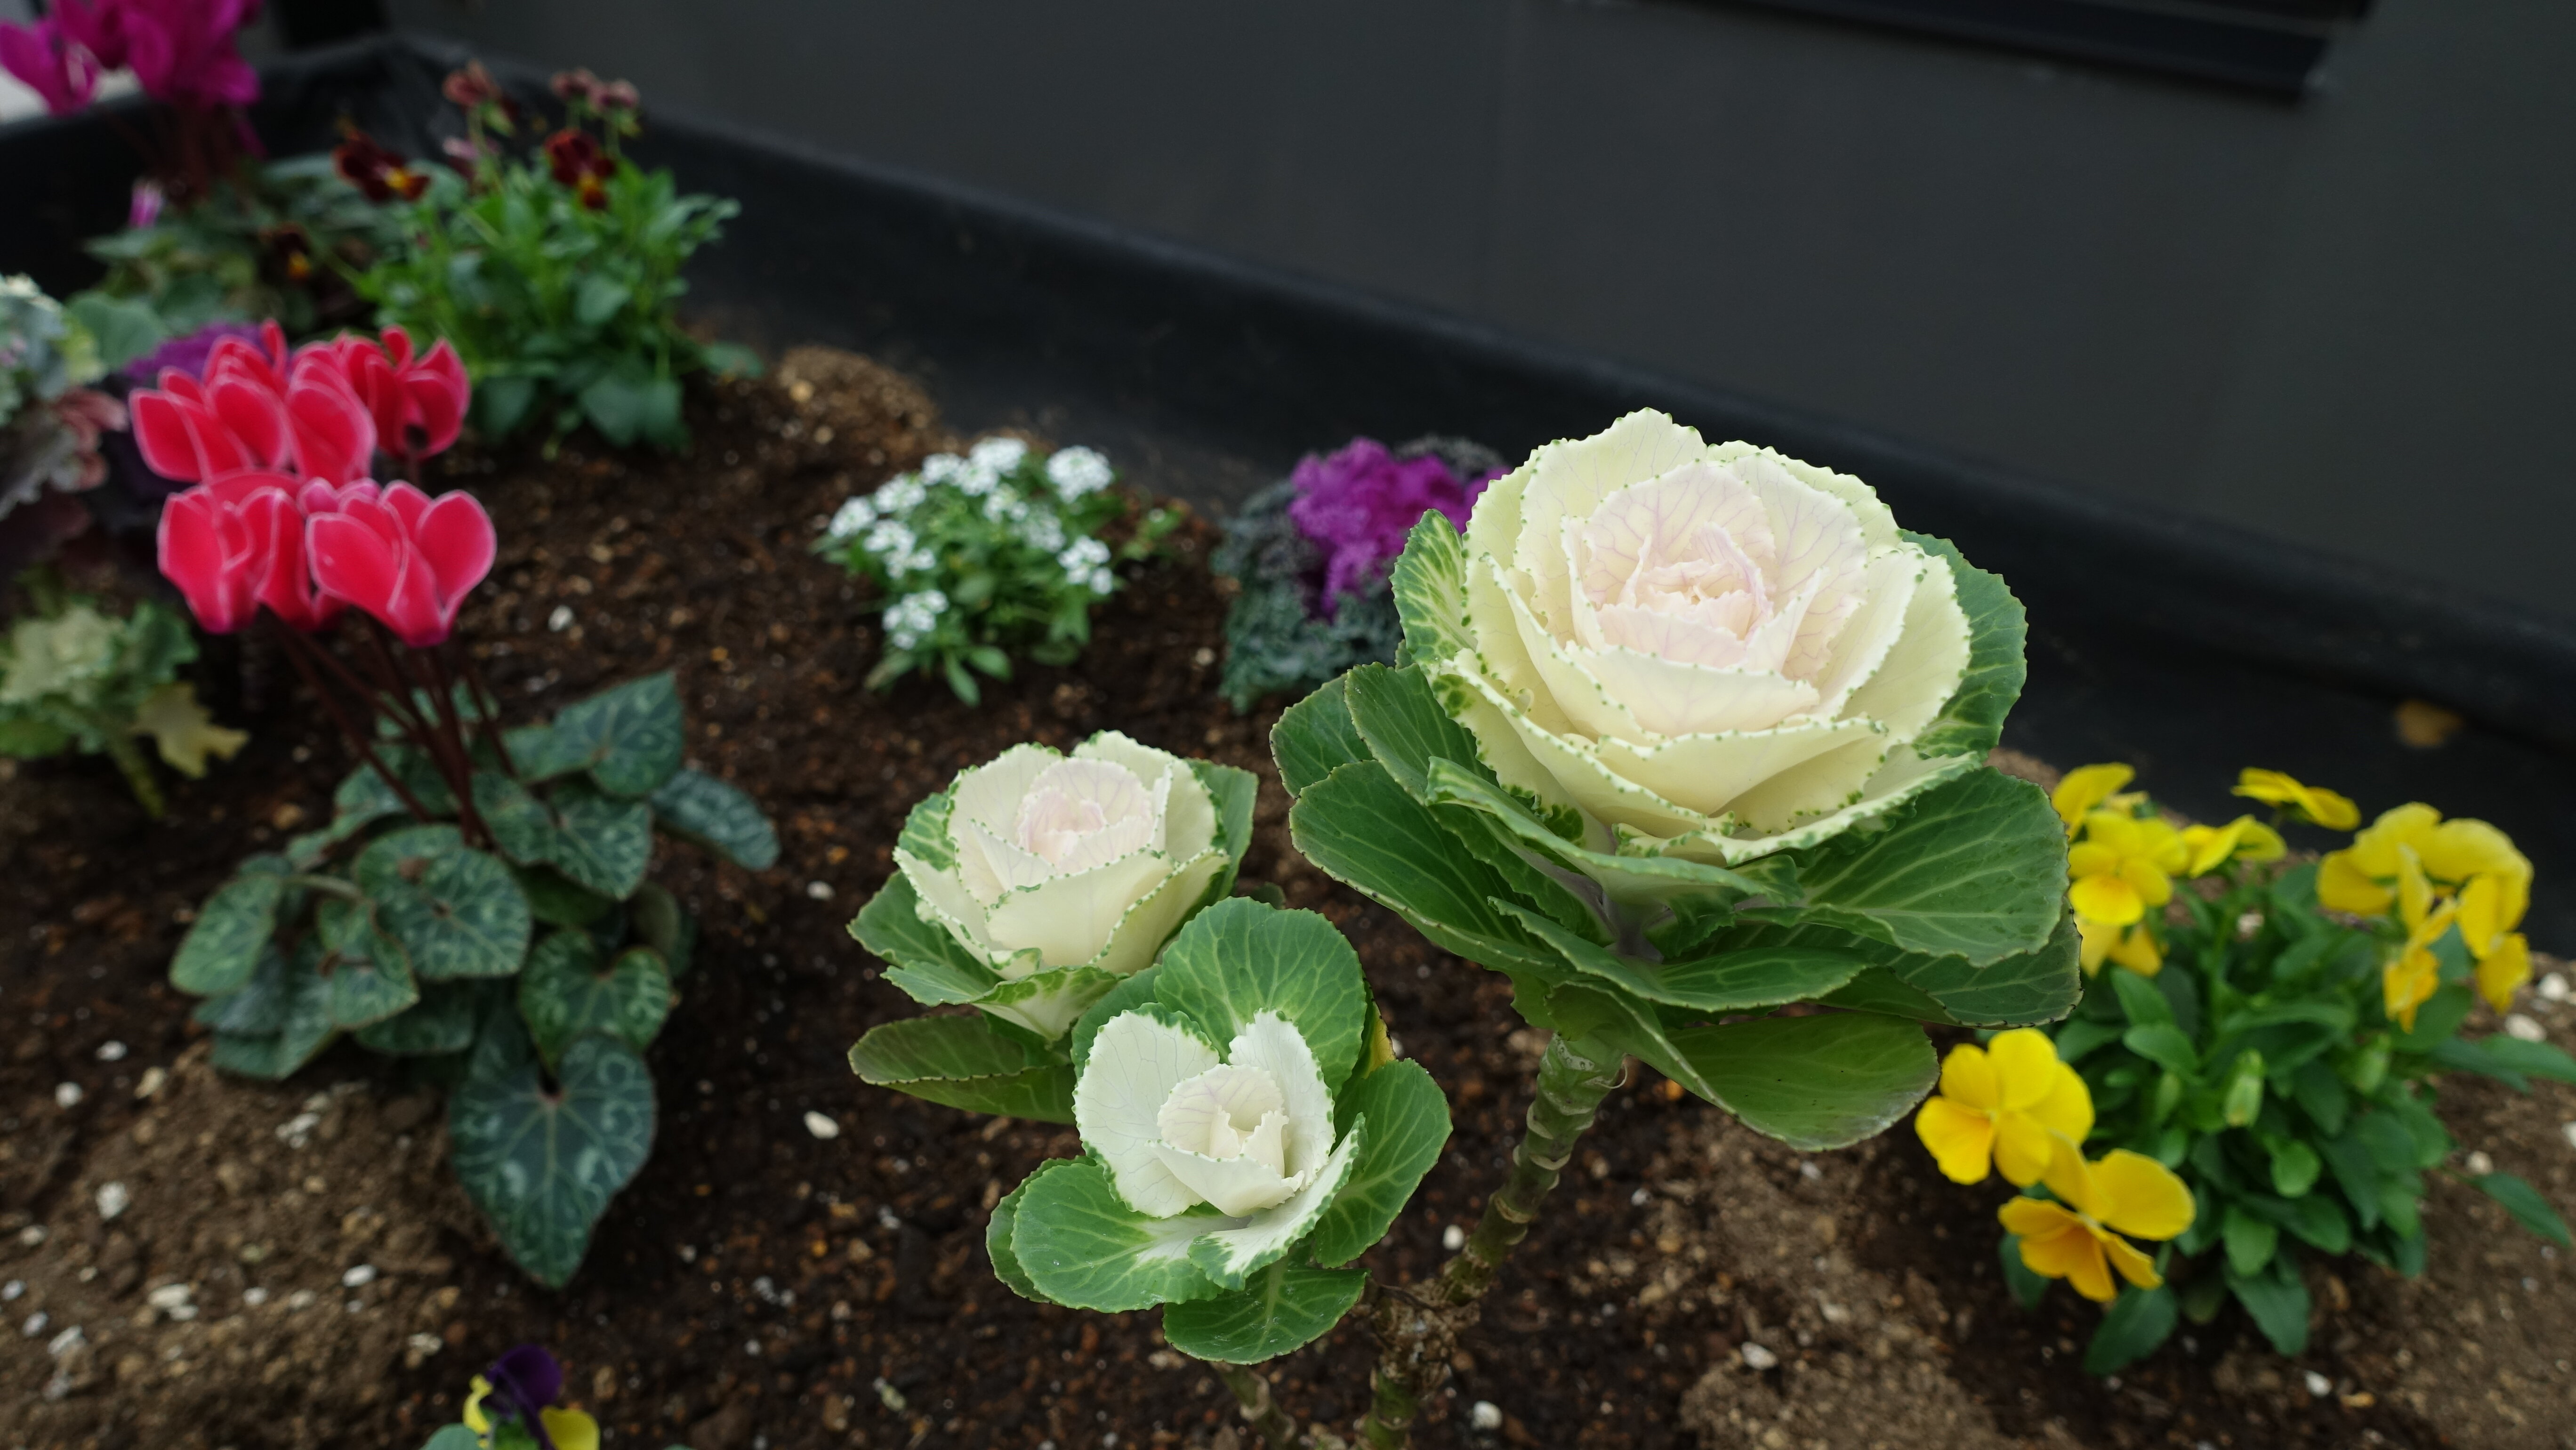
[1082,1007,1360,1224]
[1427,409,1979,866]
[885,732,1248,1039]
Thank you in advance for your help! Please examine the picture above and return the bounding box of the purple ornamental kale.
[123,320,263,383]
[1286,437,1497,612]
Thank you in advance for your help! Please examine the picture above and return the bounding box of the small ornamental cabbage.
[989,900,1451,1363]
[850,734,1256,1109]
[0,587,244,817]
[0,275,129,577]
[1981,765,2573,1376]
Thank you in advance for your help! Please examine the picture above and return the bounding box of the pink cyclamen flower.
[1287,438,1499,609]
[116,0,261,109]
[307,483,495,647]
[325,327,471,462]
[0,19,101,114]
[129,320,383,485]
[155,470,346,634]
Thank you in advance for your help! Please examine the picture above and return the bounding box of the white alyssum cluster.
[1046,445,1113,500]
[1058,536,1114,595]
[884,589,948,651]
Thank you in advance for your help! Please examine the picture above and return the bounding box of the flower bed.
[2,354,2569,1450]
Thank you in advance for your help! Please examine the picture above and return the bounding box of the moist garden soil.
[4,349,2573,1450]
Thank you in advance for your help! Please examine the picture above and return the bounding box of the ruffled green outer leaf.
[1305,1059,1452,1267]
[988,1159,1075,1301]
[450,1031,655,1289]
[1902,532,2025,761]
[849,1014,1077,1123]
[1155,899,1368,1096]
[1162,1262,1368,1364]
[1010,1157,1225,1312]
[1767,767,2064,965]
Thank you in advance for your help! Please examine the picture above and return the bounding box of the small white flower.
[1046,445,1114,500]
[969,437,1030,474]
[982,489,1030,524]
[919,454,965,487]
[863,520,917,563]
[1083,566,1114,596]
[958,462,1002,498]
[825,496,877,541]
[1018,510,1066,554]
[877,476,927,513]
[1057,536,1111,574]
[885,589,950,651]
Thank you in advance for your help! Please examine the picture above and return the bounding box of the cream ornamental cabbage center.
[894,732,1233,1038]
[1436,409,1977,864]
[1080,1008,1348,1221]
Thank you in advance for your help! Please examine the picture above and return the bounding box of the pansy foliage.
[2012,767,2573,1372]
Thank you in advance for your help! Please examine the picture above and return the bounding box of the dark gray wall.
[384,0,2576,621]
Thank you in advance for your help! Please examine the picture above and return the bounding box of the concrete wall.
[381,0,2576,621]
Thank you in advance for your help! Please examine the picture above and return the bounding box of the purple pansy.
[1286,438,1497,612]
[482,1343,566,1449]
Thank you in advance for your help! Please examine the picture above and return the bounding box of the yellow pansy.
[2381,850,2453,1032]
[2232,769,2359,830]
[1914,1029,2094,1187]
[2078,919,2165,977]
[2179,815,2287,878]
[1997,1142,2196,1303]
[2052,763,2137,836]
[2318,804,2529,917]
[461,1375,600,1450]
[2068,811,2188,928]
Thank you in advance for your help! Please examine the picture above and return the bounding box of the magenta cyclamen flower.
[0,19,100,113]
[1286,438,1497,609]
[2,0,261,113]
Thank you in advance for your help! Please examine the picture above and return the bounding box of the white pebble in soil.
[2466,1150,2495,1176]
[342,1265,378,1289]
[1442,1224,1466,1251]
[2505,1013,2548,1042]
[548,605,575,632]
[2304,1371,2333,1397]
[54,1082,81,1109]
[0,1281,19,1301]
[2540,972,2569,1002]
[1470,1402,1503,1432]
[1739,1342,1779,1370]
[803,1111,841,1140]
[145,1284,193,1312]
[806,880,834,901]
[96,1181,129,1221]
[135,1066,166,1098]
[95,1041,126,1062]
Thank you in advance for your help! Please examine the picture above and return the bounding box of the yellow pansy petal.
[2058,1233,2117,1302]
[2099,1231,2164,1291]
[2135,819,2190,875]
[2458,875,2511,956]
[2182,822,2239,878]
[2030,1061,2095,1144]
[2070,874,2145,927]
[2092,1150,2195,1241]
[2078,919,2116,974]
[2107,924,2164,978]
[1998,1196,2082,1241]
[2067,841,2122,879]
[2038,1133,2109,1221]
[1916,1096,1997,1184]
[2477,933,2532,1015]
[1939,1042,1999,1112]
[2082,811,2141,854]
[2235,821,2287,862]
[2383,955,2438,1032]
[2234,769,2359,830]
[1987,1029,2061,1112]
[542,1408,601,1450]
[1992,1112,2060,1189]
[464,1377,492,1435]
[2122,859,2174,910]
[2419,818,2527,887]
[2395,847,2433,932]
[2348,804,2441,877]
[2053,764,2135,833]
[2316,850,2392,916]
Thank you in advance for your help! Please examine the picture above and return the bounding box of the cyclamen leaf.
[650,768,781,870]
[473,772,559,866]
[171,856,291,996]
[357,826,533,981]
[1161,1263,1368,1364]
[547,780,655,898]
[450,1033,656,1289]
[203,939,338,1080]
[354,982,485,1055]
[548,672,684,797]
[317,896,420,1029]
[518,932,673,1065]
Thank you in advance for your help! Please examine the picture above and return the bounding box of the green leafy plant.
[82,155,401,339]
[0,573,244,816]
[814,437,1178,703]
[2008,766,2575,1372]
[846,411,2076,1447]
[350,62,749,450]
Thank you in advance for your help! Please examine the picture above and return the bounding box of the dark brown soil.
[4,350,2572,1450]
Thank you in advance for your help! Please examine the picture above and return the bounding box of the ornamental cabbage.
[864,732,1256,1042]
[1423,408,1987,871]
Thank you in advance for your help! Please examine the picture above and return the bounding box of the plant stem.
[1210,1361,1303,1450]
[441,641,521,781]
[1355,1031,1625,1448]
[272,623,438,825]
[100,729,165,820]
